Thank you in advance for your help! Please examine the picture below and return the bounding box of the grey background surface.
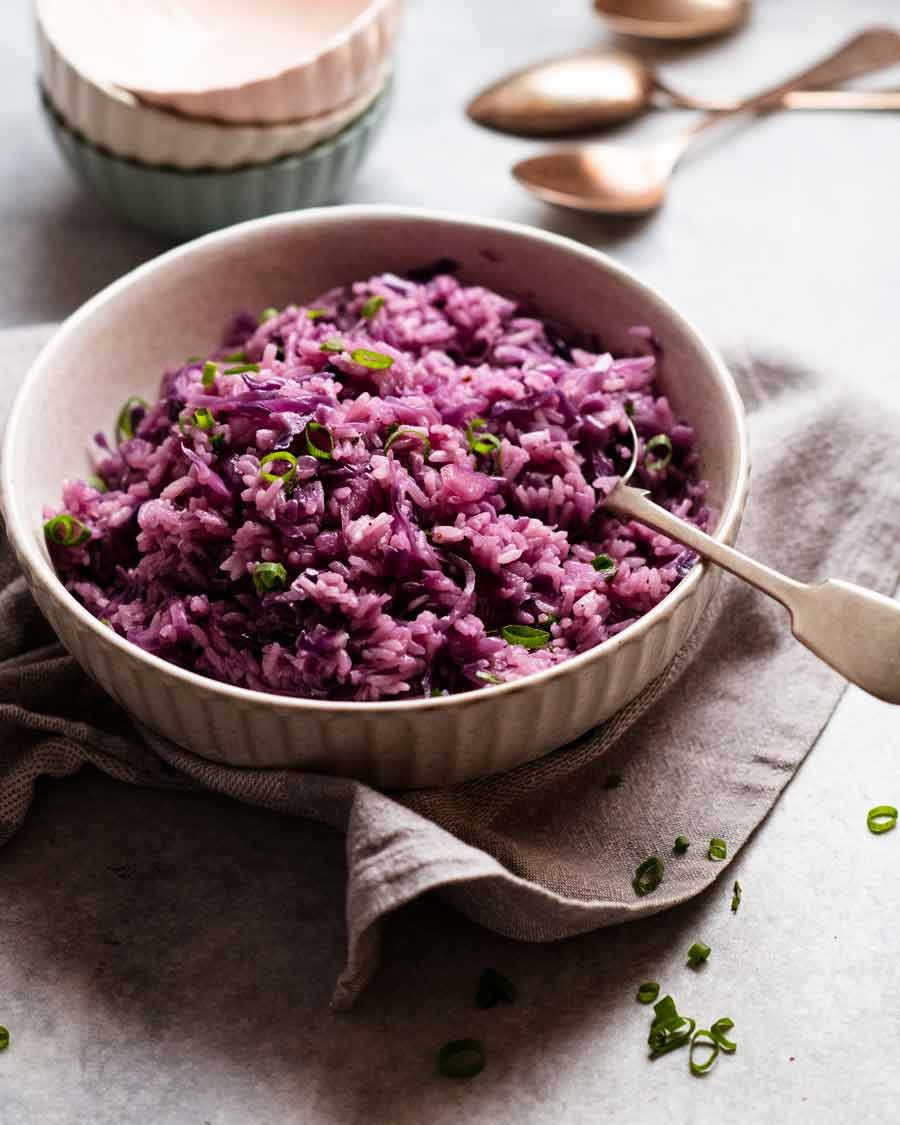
[1,1,899,1122]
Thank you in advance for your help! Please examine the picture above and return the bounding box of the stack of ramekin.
[36,0,402,240]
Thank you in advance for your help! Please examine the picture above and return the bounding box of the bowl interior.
[4,209,745,655]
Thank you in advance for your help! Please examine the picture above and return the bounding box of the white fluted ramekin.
[37,15,390,171]
[0,208,749,788]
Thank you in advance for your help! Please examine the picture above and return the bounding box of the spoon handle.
[661,85,900,113]
[606,484,900,704]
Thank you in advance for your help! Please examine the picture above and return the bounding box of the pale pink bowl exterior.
[0,207,749,788]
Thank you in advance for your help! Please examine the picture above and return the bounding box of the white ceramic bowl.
[0,208,749,788]
[36,0,404,125]
[37,16,391,170]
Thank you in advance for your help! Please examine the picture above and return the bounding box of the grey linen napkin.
[2,325,898,1009]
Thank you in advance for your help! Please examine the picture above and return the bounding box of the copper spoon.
[593,0,751,41]
[468,48,900,137]
[607,483,900,704]
[513,27,900,214]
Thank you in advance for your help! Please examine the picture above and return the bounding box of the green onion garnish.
[384,426,432,459]
[305,421,334,461]
[252,562,288,596]
[259,451,298,485]
[708,838,727,862]
[466,416,502,457]
[689,1029,720,1076]
[501,624,551,650]
[475,670,503,685]
[43,514,91,548]
[223,363,261,375]
[360,294,385,319]
[632,856,664,896]
[350,348,394,371]
[637,982,660,1004]
[645,433,673,472]
[624,400,635,417]
[307,308,328,320]
[867,805,898,834]
[87,475,107,493]
[202,360,218,387]
[474,968,517,1009]
[185,355,201,363]
[710,1017,737,1054]
[648,996,695,1056]
[115,396,149,442]
[320,338,345,354]
[193,408,215,432]
[0,1027,8,1051]
[259,307,278,323]
[223,350,247,363]
[591,554,617,578]
[673,836,690,855]
[687,941,711,968]
[731,880,742,913]
[436,1039,486,1080]
[604,774,624,789]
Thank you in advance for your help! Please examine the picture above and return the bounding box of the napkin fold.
[2,325,897,1009]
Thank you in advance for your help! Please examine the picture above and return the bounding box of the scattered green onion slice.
[384,426,432,459]
[689,1029,720,1076]
[475,670,503,685]
[193,408,215,432]
[350,348,393,370]
[259,451,298,485]
[501,624,550,650]
[307,308,328,320]
[538,612,558,626]
[708,838,727,862]
[223,363,261,375]
[591,554,617,578]
[604,774,624,789]
[648,997,695,1056]
[474,968,517,1009]
[731,880,742,913]
[252,562,288,596]
[201,360,218,387]
[867,805,898,834]
[673,835,690,855]
[687,941,711,968]
[645,433,673,473]
[466,416,502,457]
[436,1039,486,1080]
[620,413,640,485]
[637,982,660,1004]
[44,515,91,548]
[320,338,346,354]
[710,1017,737,1054]
[0,1026,8,1051]
[305,421,334,461]
[223,350,247,363]
[115,396,149,442]
[360,294,385,319]
[259,307,278,323]
[633,856,664,896]
[87,475,107,493]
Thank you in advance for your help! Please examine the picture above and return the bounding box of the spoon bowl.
[513,142,675,213]
[593,0,751,41]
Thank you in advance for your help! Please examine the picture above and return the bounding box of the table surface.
[2,1,899,1122]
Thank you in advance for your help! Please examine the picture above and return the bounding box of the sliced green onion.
[501,624,550,650]
[710,1017,737,1054]
[307,308,328,320]
[673,835,690,855]
[115,396,149,442]
[620,413,640,485]
[0,1027,8,1051]
[436,1039,486,1080]
[708,837,727,862]
[223,350,247,363]
[475,670,503,685]
[210,433,224,452]
[185,355,201,363]
[538,612,558,626]
[867,805,898,834]
[648,997,695,1056]
[652,994,677,1026]
[252,562,288,596]
[305,421,334,461]
[360,294,385,319]
[689,1029,719,1076]
[604,774,623,789]
[474,968,517,1009]
[44,514,91,548]
[645,433,673,473]
[624,400,635,417]
[633,856,664,896]
[87,475,107,493]
[350,348,393,371]
[384,426,432,459]
[687,941,711,968]
[320,338,346,354]
[731,880,742,913]
[202,360,218,387]
[223,363,261,375]
[591,554,617,578]
[193,408,215,432]
[259,307,278,323]
[637,982,659,1004]
[259,451,298,485]
[466,416,502,457]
